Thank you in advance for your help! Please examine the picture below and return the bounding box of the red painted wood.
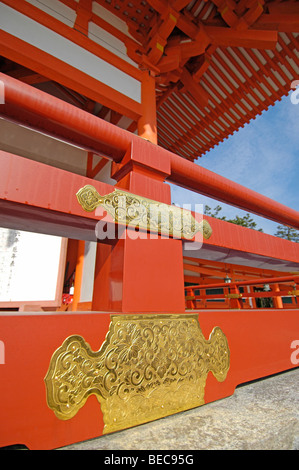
[1,151,299,266]
[0,309,297,449]
[0,312,111,450]
[199,309,299,403]
[1,73,299,229]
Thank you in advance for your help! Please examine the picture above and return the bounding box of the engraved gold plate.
[288,290,299,296]
[225,293,243,299]
[45,315,230,434]
[76,185,212,240]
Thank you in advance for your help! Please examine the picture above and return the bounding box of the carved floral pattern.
[45,315,230,434]
[76,185,212,240]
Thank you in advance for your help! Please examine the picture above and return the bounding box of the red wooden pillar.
[272,283,283,309]
[72,240,85,311]
[137,72,158,145]
[91,140,186,313]
[186,287,196,310]
[91,69,185,313]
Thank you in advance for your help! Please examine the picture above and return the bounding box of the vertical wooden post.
[137,72,158,144]
[272,283,283,309]
[74,0,92,35]
[72,240,85,311]
[249,285,257,308]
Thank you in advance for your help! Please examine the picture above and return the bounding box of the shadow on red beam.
[0,199,98,241]
[0,150,116,241]
[1,72,299,229]
[168,154,299,230]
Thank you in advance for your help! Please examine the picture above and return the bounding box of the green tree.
[204,205,226,220]
[204,205,263,232]
[274,225,299,242]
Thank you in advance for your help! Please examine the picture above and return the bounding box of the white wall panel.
[88,21,138,67]
[0,228,65,305]
[0,3,141,103]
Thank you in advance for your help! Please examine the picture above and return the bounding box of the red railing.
[2,72,299,230]
[185,275,299,310]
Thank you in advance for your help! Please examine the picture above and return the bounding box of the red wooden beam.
[168,154,299,230]
[1,73,299,229]
[185,274,299,291]
[179,68,209,106]
[268,1,299,16]
[0,150,115,240]
[171,0,192,11]
[205,26,278,49]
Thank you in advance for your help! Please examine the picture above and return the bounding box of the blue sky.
[170,92,299,235]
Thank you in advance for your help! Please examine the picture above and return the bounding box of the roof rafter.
[31,0,297,161]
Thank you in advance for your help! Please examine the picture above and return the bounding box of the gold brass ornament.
[225,293,243,299]
[44,314,230,434]
[76,185,212,240]
[288,289,299,296]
